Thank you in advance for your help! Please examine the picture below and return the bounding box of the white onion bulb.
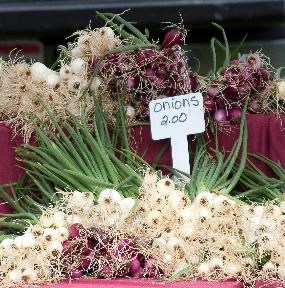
[70,58,86,75]
[0,238,14,248]
[46,73,60,88]
[31,62,50,81]
[7,270,22,282]
[59,65,72,81]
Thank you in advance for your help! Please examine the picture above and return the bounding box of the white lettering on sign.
[149,93,205,175]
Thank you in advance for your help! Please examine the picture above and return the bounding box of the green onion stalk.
[166,97,284,204]
[17,98,147,200]
[0,97,150,236]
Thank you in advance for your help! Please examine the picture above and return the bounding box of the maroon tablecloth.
[25,278,283,288]
[129,114,285,176]
[0,124,25,213]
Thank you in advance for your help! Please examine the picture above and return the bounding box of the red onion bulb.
[70,268,83,279]
[228,107,242,124]
[162,27,187,49]
[214,109,228,122]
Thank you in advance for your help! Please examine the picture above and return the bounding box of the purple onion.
[143,258,157,278]
[249,99,261,113]
[230,59,240,65]
[155,65,166,79]
[106,53,120,64]
[259,68,269,81]
[153,76,165,87]
[223,66,241,82]
[135,51,147,64]
[238,83,251,100]
[101,264,112,276]
[127,76,139,89]
[214,109,228,122]
[145,66,155,77]
[111,239,135,261]
[69,224,80,239]
[62,240,70,250]
[143,49,156,59]
[215,98,226,110]
[204,97,216,115]
[132,268,143,278]
[81,258,91,270]
[129,257,141,275]
[189,72,199,92]
[246,55,261,69]
[162,27,187,49]
[223,86,238,100]
[207,84,220,98]
[176,60,187,74]
[82,239,96,256]
[70,268,83,279]
[228,107,242,124]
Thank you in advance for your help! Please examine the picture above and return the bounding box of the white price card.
[149,92,205,175]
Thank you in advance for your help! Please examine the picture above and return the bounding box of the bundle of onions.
[204,53,272,125]
[94,12,199,120]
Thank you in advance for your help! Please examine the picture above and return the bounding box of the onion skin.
[127,76,139,89]
[162,27,187,49]
[68,224,81,239]
[207,85,220,98]
[204,97,216,116]
[70,268,83,279]
[129,257,141,275]
[228,107,242,124]
[249,99,262,113]
[214,109,228,123]
[81,258,91,270]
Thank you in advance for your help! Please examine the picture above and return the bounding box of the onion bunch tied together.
[204,52,273,126]
[94,12,199,121]
[2,176,285,286]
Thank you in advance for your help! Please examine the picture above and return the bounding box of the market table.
[27,278,284,288]
[1,118,285,288]
[129,114,285,176]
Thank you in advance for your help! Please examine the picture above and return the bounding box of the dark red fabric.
[25,278,285,288]
[27,278,244,288]
[129,114,285,176]
[0,124,25,213]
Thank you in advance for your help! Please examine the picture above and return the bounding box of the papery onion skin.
[207,84,220,98]
[68,224,81,239]
[228,107,243,124]
[162,27,187,49]
[249,99,262,113]
[128,257,141,275]
[70,268,83,279]
[204,97,216,116]
[214,109,228,123]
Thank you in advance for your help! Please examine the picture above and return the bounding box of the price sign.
[149,93,205,175]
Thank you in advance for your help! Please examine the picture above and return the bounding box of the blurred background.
[0,0,283,74]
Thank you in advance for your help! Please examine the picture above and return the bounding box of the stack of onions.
[96,27,199,120]
[2,173,285,286]
[204,53,271,125]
